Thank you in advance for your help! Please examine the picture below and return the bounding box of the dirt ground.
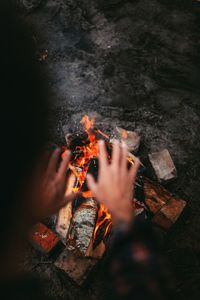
[20,1,200,299]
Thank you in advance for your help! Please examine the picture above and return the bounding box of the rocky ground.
[19,1,200,299]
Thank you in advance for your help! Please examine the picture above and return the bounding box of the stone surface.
[20,0,43,11]
[149,149,177,182]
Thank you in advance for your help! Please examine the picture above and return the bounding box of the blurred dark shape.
[0,0,48,272]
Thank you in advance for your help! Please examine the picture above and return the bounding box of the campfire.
[30,114,186,285]
[56,115,144,258]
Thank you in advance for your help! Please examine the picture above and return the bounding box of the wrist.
[112,207,134,227]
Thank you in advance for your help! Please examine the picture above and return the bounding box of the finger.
[57,150,71,179]
[111,140,121,167]
[86,174,98,197]
[121,141,128,172]
[129,158,140,183]
[98,140,108,171]
[46,148,61,178]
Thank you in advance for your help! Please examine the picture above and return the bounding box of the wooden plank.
[144,177,186,230]
[55,248,98,286]
[67,197,98,256]
[56,172,77,241]
[152,197,186,230]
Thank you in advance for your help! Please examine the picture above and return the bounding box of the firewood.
[148,149,177,182]
[152,198,186,230]
[144,177,186,230]
[67,196,98,256]
[55,248,98,286]
[115,127,141,153]
[29,223,64,256]
[56,172,77,241]
[144,177,171,214]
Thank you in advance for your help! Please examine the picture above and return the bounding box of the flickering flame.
[63,115,138,245]
[62,115,112,243]
[80,115,95,134]
[79,115,112,241]
[93,205,112,241]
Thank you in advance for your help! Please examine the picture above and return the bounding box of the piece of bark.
[55,248,98,286]
[152,198,186,230]
[148,149,177,182]
[29,223,64,256]
[67,197,98,256]
[115,127,141,153]
[56,172,77,241]
[144,177,171,214]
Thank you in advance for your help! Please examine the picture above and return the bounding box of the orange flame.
[93,205,112,241]
[63,115,113,245]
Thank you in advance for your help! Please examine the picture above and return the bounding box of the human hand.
[30,148,77,222]
[86,140,140,225]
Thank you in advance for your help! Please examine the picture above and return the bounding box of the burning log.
[29,223,64,257]
[67,196,98,256]
[56,172,78,241]
[148,149,177,182]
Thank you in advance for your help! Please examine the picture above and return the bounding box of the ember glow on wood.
[29,223,64,256]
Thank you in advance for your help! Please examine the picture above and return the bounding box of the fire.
[62,115,138,245]
[63,115,112,243]
[93,205,112,241]
[80,115,95,134]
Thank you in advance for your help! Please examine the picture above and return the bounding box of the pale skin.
[87,140,140,225]
[31,140,140,225]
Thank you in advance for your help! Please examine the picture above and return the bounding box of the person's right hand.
[87,140,140,225]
